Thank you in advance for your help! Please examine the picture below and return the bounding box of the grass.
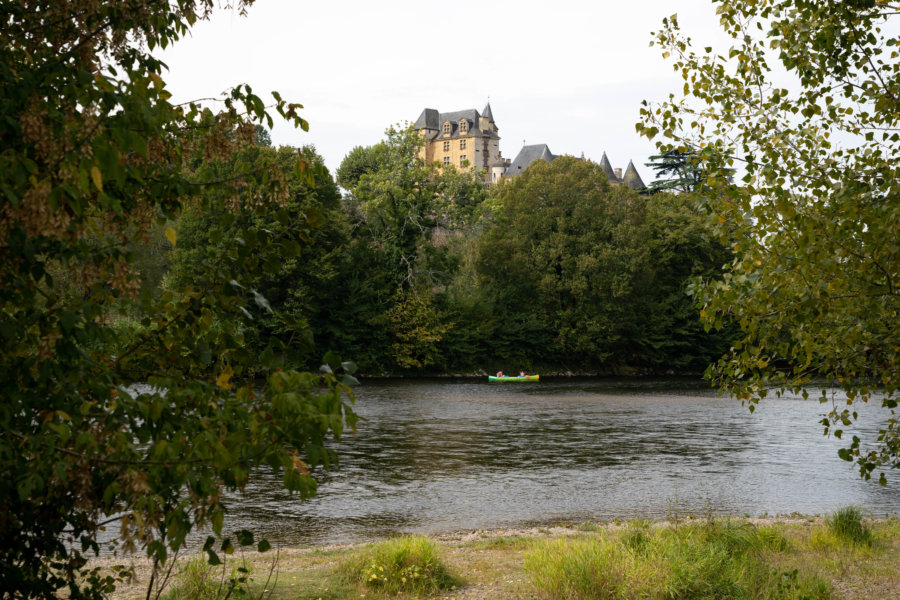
[337,535,461,596]
[102,514,900,600]
[524,519,834,599]
[160,554,251,600]
[826,506,874,547]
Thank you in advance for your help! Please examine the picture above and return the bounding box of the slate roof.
[413,107,499,140]
[482,102,494,122]
[622,159,646,190]
[598,152,619,183]
[414,108,440,130]
[505,144,556,176]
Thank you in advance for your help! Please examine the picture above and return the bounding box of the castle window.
[442,121,451,136]
[460,155,467,166]
[459,119,468,134]
[459,139,466,150]
[443,156,450,165]
[443,141,450,151]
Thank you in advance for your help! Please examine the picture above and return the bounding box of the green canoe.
[488,375,540,382]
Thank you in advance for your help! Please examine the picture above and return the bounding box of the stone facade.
[414,103,645,189]
[414,103,509,184]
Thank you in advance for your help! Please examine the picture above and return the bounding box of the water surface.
[225,377,899,546]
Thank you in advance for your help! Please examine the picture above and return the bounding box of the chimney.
[614,167,622,180]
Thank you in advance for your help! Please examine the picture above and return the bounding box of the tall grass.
[338,535,461,595]
[524,520,831,600]
[161,555,250,600]
[826,506,873,547]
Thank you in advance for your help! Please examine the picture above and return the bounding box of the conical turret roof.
[622,160,646,190]
[598,152,618,182]
[482,102,494,122]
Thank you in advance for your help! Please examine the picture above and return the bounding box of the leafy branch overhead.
[0,1,355,598]
[638,0,900,481]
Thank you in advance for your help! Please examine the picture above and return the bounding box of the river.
[220,377,899,547]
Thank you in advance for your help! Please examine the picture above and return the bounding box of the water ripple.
[194,378,899,547]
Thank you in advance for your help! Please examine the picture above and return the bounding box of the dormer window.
[459,119,468,134]
[442,121,451,137]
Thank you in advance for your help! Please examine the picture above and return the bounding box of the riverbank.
[97,514,900,600]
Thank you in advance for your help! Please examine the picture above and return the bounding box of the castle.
[413,103,645,188]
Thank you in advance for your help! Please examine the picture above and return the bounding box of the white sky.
[157,1,729,182]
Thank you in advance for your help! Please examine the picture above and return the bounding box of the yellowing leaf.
[91,166,103,192]
[216,365,234,390]
[165,227,177,247]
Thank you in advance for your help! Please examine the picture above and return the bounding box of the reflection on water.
[217,378,899,546]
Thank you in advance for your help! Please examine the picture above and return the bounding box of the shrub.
[339,535,460,595]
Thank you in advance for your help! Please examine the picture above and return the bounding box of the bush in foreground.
[339,535,461,595]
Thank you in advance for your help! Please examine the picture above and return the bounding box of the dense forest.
[158,125,735,376]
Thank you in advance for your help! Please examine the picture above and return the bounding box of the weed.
[476,535,533,550]
[622,528,650,555]
[338,535,460,595]
[826,506,873,547]
[575,521,602,533]
[524,520,832,600]
[161,555,250,600]
[757,525,791,552]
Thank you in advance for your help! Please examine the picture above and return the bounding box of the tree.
[632,192,737,371]
[168,144,350,368]
[335,126,486,372]
[0,2,356,598]
[475,157,654,369]
[638,0,900,481]
[645,149,707,194]
[335,143,387,190]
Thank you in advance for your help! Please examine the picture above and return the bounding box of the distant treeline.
[150,126,735,376]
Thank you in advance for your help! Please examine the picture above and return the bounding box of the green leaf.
[236,529,254,546]
[165,227,177,247]
[90,166,103,192]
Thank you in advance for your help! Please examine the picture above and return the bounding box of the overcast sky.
[157,1,729,183]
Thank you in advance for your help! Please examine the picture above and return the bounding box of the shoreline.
[88,513,842,563]
[89,513,900,600]
[87,511,900,564]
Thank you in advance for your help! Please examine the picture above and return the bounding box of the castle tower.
[414,103,507,184]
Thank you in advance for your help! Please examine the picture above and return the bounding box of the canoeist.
[496,371,504,377]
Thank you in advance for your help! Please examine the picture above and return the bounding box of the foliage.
[161,554,251,600]
[339,535,461,596]
[330,131,730,375]
[335,144,387,190]
[168,143,350,368]
[635,191,737,371]
[638,0,900,480]
[476,157,652,367]
[645,149,707,194]
[335,126,486,372]
[525,520,831,600]
[387,287,453,369]
[472,157,732,372]
[0,1,356,598]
